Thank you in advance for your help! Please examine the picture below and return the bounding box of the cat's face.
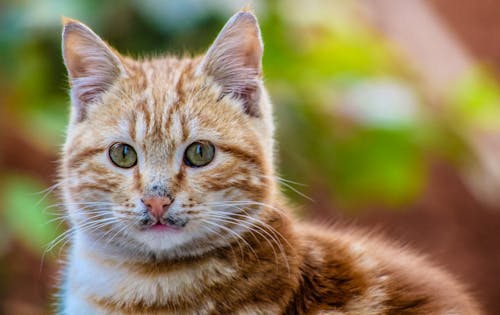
[60,12,276,258]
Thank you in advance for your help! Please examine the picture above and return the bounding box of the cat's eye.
[109,143,137,168]
[184,141,215,167]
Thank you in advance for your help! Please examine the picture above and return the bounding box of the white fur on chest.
[62,236,236,314]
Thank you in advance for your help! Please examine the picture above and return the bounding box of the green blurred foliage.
[2,175,61,252]
[451,68,500,130]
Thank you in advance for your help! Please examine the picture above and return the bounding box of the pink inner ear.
[200,11,263,117]
[62,21,124,121]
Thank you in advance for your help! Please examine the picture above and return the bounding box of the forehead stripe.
[218,144,259,165]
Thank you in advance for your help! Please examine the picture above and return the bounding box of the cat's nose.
[141,197,173,219]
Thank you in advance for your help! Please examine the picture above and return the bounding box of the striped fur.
[57,11,482,315]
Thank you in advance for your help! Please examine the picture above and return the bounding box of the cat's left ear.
[198,10,263,117]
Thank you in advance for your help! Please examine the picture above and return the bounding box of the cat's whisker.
[225,209,291,276]
[191,202,292,275]
[43,201,115,216]
[205,213,273,266]
[230,206,293,246]
[42,208,114,266]
[203,217,258,266]
[47,201,116,208]
[235,200,288,215]
[272,175,307,187]
[204,212,261,245]
[45,202,115,223]
[45,226,80,253]
[46,208,113,224]
[75,219,126,254]
[200,223,241,266]
[74,218,121,239]
[202,220,246,262]
[33,180,65,196]
[201,201,267,212]
[203,220,257,262]
[35,178,75,201]
[259,174,313,201]
[59,220,115,253]
[206,209,289,274]
[101,221,133,249]
[183,201,292,266]
[45,217,119,254]
[33,180,67,211]
[204,200,288,217]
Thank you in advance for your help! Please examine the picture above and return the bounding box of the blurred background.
[0,0,499,313]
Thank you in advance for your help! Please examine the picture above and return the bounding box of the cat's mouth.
[142,214,189,232]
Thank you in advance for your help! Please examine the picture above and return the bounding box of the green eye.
[109,143,137,168]
[184,141,215,167]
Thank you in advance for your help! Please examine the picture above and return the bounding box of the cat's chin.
[130,224,194,254]
[145,222,182,232]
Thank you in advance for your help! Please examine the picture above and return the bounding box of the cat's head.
[60,11,277,259]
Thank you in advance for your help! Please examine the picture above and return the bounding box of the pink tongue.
[150,222,179,232]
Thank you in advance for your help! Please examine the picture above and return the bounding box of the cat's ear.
[62,17,126,122]
[199,11,263,117]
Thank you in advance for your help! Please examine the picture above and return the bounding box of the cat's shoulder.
[291,222,482,314]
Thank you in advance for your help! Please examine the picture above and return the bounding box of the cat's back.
[288,224,482,315]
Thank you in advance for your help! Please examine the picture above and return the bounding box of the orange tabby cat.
[58,10,481,314]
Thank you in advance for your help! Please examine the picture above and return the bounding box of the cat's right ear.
[62,17,126,122]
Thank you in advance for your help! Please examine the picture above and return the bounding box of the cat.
[57,9,482,315]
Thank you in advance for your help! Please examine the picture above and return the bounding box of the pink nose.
[142,197,173,218]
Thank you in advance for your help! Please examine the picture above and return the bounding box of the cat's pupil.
[184,141,215,167]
